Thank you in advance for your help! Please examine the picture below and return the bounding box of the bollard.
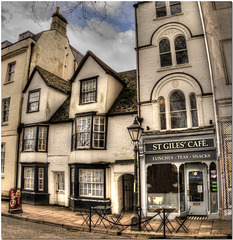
[163,209,166,239]
[89,205,92,233]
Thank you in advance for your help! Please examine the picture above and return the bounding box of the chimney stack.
[50,7,68,36]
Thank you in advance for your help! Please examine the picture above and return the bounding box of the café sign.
[146,139,214,152]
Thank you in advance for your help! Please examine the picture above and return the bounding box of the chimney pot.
[56,7,60,13]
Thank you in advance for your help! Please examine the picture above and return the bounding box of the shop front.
[140,130,220,218]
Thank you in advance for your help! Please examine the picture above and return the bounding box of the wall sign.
[9,188,23,214]
[145,150,216,163]
[146,139,214,152]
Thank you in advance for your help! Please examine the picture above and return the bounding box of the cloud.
[1,1,136,72]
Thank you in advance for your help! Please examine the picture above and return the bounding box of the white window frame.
[28,89,40,113]
[2,98,10,123]
[38,127,48,151]
[76,116,92,148]
[80,78,97,104]
[38,168,44,191]
[7,62,16,83]
[23,127,37,151]
[1,143,6,174]
[24,167,35,190]
[79,169,104,198]
[93,116,105,148]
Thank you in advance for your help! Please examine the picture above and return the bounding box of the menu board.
[9,188,23,213]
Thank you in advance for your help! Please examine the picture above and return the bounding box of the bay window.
[73,114,106,150]
[79,169,104,198]
[22,126,48,152]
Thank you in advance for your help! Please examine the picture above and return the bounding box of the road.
[2,216,128,239]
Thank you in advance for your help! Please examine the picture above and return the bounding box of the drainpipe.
[134,4,141,121]
[198,1,222,218]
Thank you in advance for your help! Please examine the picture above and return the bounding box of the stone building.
[200,1,232,220]
[134,1,231,219]
[1,8,83,198]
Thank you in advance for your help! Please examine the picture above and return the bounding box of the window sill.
[75,148,106,151]
[153,12,184,21]
[79,101,97,105]
[1,174,4,179]
[1,122,9,126]
[157,64,191,72]
[4,81,14,85]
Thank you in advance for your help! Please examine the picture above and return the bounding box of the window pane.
[171,111,187,128]
[2,98,10,123]
[159,97,166,130]
[28,91,40,112]
[156,2,167,18]
[147,164,178,211]
[93,116,105,148]
[170,2,181,15]
[7,63,16,82]
[24,127,37,151]
[79,169,104,197]
[76,117,91,148]
[81,79,96,103]
[159,39,171,53]
[38,127,47,151]
[160,54,172,67]
[1,143,6,173]
[191,110,198,127]
[170,91,186,111]
[175,36,186,50]
[176,51,188,64]
[24,167,34,190]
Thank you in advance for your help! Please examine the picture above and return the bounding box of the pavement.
[1,201,232,239]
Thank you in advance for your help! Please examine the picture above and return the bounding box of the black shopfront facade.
[139,128,221,218]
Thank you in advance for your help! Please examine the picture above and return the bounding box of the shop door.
[122,174,134,212]
[55,172,65,206]
[186,164,208,215]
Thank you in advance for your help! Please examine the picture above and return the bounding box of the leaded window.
[24,127,37,151]
[71,168,75,196]
[2,98,10,123]
[23,126,48,152]
[7,62,16,82]
[1,143,5,174]
[79,169,104,197]
[81,78,97,104]
[76,116,91,148]
[74,115,106,149]
[175,36,188,64]
[155,1,167,18]
[24,167,35,190]
[190,94,198,127]
[28,90,40,113]
[159,97,166,130]
[159,39,172,67]
[170,91,187,129]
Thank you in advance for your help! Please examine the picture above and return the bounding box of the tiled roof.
[71,51,126,87]
[108,70,137,115]
[23,66,71,94]
[49,97,72,123]
[70,45,84,65]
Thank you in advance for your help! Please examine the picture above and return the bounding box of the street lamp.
[127,117,143,231]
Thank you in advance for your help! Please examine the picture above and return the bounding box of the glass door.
[186,164,208,215]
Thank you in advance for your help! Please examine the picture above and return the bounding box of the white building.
[19,51,138,214]
[134,1,225,219]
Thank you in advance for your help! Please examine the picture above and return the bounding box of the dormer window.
[80,77,97,104]
[27,89,40,113]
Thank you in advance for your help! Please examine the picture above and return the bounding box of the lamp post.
[127,117,143,231]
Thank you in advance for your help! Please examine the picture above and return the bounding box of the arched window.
[170,91,187,129]
[190,94,198,127]
[159,97,166,130]
[159,39,172,67]
[175,36,188,64]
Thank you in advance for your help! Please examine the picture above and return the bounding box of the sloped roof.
[70,45,84,65]
[23,66,71,94]
[49,69,137,123]
[108,70,137,115]
[70,50,126,87]
[49,97,72,123]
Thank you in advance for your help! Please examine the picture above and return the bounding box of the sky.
[1,1,137,72]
